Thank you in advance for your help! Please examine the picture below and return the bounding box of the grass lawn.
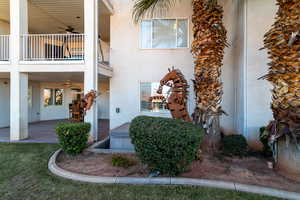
[0,143,283,200]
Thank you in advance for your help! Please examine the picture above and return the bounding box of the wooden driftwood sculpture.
[157,68,192,122]
[69,90,99,122]
[83,90,98,112]
[261,0,300,144]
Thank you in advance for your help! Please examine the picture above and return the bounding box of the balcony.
[20,34,85,62]
[0,35,9,62]
[18,34,111,68]
[0,0,112,72]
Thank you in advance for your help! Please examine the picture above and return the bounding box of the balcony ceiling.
[0,0,9,24]
[0,72,109,83]
[0,0,111,41]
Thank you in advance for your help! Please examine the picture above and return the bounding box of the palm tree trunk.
[262,0,300,144]
[191,0,227,152]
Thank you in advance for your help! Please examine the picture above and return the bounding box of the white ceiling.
[0,72,109,83]
[0,0,9,24]
[0,0,111,41]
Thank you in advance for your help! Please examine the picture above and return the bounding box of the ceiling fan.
[62,81,83,93]
[62,80,73,88]
[58,26,80,34]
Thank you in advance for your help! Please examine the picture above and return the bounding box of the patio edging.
[48,149,300,200]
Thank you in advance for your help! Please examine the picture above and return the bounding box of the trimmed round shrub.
[129,116,204,176]
[56,122,91,155]
[222,135,248,157]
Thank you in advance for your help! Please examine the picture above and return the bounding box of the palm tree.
[191,0,227,151]
[133,0,179,23]
[262,0,300,145]
[133,0,228,151]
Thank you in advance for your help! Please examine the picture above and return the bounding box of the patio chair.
[71,103,82,122]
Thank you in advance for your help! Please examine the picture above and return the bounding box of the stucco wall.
[0,79,41,128]
[29,81,41,122]
[0,21,10,34]
[0,79,10,128]
[233,0,246,135]
[98,81,110,119]
[109,0,239,131]
[99,40,110,63]
[219,0,243,134]
[39,83,72,121]
[244,0,277,146]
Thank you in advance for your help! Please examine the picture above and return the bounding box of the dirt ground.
[57,151,300,193]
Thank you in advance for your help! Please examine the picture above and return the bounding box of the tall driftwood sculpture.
[157,68,192,122]
[261,0,300,145]
[83,90,98,111]
[191,0,228,151]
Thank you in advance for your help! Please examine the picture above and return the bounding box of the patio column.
[10,0,29,141]
[84,0,99,141]
[10,72,29,141]
[10,0,28,61]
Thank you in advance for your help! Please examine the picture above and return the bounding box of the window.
[141,19,188,49]
[140,82,171,113]
[55,89,63,105]
[44,88,64,106]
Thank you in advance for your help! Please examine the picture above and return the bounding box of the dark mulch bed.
[57,151,300,193]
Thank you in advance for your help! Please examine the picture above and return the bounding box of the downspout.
[243,0,248,139]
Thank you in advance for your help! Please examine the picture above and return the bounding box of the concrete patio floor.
[0,119,109,143]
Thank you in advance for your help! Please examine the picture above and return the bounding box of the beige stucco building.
[0,0,277,147]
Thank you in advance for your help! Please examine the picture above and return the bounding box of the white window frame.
[138,81,171,116]
[139,18,190,50]
[43,88,64,107]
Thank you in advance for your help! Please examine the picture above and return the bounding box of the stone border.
[49,149,300,200]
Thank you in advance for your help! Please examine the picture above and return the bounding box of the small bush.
[111,154,137,168]
[222,135,248,157]
[129,116,204,176]
[259,127,273,157]
[56,123,91,156]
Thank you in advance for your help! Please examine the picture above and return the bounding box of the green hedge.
[56,123,91,155]
[222,135,248,157]
[129,116,204,176]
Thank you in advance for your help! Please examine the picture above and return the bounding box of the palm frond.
[132,0,218,24]
[206,0,218,10]
[132,0,178,23]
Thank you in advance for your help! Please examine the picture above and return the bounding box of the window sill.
[139,47,190,51]
[44,105,64,107]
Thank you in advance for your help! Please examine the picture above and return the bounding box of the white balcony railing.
[0,35,9,61]
[20,34,85,61]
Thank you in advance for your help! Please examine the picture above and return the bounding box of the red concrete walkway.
[0,119,109,143]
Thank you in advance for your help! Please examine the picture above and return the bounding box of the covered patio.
[0,119,109,143]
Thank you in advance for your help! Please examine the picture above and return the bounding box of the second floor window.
[141,19,188,49]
